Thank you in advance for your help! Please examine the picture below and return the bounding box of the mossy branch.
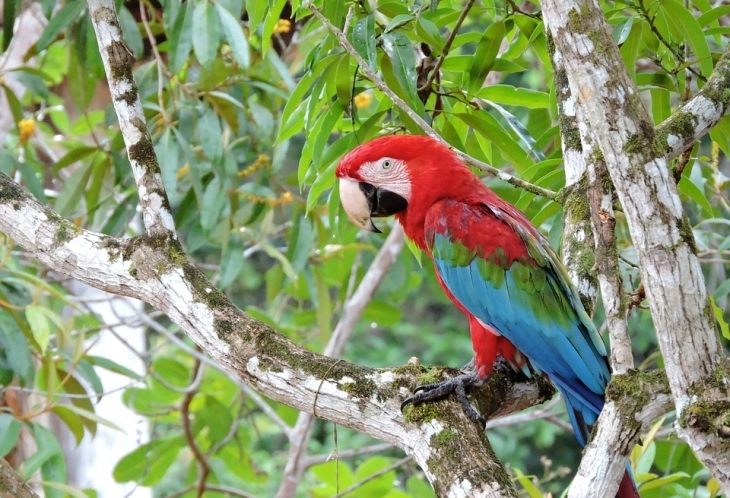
[655,44,730,161]
[0,170,547,496]
[0,458,39,498]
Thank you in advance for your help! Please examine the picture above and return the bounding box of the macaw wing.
[424,199,611,432]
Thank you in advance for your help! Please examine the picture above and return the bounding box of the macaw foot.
[401,369,486,427]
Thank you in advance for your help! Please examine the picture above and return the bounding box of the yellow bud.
[273,19,291,34]
[18,119,35,144]
[177,164,190,180]
[354,92,372,109]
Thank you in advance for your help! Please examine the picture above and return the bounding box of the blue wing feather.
[426,200,611,445]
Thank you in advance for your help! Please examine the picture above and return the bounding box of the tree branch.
[550,37,599,308]
[542,0,730,493]
[86,0,175,236]
[0,458,39,498]
[303,1,559,201]
[0,170,548,495]
[656,44,730,161]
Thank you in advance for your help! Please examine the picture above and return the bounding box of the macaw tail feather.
[619,465,640,498]
[560,387,640,497]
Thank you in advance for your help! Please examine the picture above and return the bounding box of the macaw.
[336,135,638,498]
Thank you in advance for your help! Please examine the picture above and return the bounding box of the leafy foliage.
[0,0,728,496]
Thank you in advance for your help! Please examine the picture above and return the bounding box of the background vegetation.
[0,0,728,496]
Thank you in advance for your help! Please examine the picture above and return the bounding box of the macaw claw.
[401,370,486,428]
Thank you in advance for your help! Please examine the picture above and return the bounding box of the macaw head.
[335,135,475,233]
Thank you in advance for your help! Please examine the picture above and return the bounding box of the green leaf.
[25,305,51,354]
[199,395,234,445]
[456,111,534,173]
[220,239,246,289]
[52,406,85,445]
[660,0,714,78]
[36,1,85,52]
[709,297,730,340]
[381,32,420,109]
[62,404,123,432]
[385,14,414,33]
[201,176,227,232]
[0,414,21,457]
[611,16,634,45]
[362,301,403,327]
[485,101,546,161]
[286,215,314,275]
[639,472,691,491]
[477,85,549,109]
[199,107,223,160]
[354,457,396,496]
[169,0,194,74]
[415,18,445,52]
[114,440,164,482]
[0,84,23,126]
[55,159,94,217]
[118,6,144,58]
[334,55,353,107]
[192,1,220,68]
[153,357,191,389]
[262,0,287,57]
[352,14,377,69]
[2,0,16,52]
[87,355,143,381]
[262,243,298,282]
[216,3,250,69]
[312,460,354,488]
[20,423,62,479]
[697,5,730,27]
[512,467,543,498]
[678,177,713,218]
[245,0,267,34]
[0,310,35,386]
[467,21,506,96]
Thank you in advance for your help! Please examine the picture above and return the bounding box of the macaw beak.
[339,179,408,233]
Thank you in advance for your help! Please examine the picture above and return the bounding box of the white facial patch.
[339,179,372,230]
[359,157,412,201]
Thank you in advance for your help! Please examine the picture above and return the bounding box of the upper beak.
[339,179,408,233]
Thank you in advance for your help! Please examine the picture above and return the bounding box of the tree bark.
[0,458,39,498]
[542,0,730,493]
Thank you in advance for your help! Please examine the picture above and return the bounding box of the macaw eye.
[382,159,392,170]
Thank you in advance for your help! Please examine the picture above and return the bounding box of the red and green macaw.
[336,135,638,498]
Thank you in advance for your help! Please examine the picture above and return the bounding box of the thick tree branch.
[588,161,634,374]
[303,1,559,201]
[86,0,175,236]
[656,45,730,161]
[0,171,548,496]
[550,39,599,308]
[542,0,730,494]
[0,458,39,498]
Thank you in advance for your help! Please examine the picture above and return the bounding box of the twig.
[303,443,394,468]
[589,160,634,374]
[86,0,175,235]
[418,0,477,93]
[180,359,208,498]
[304,2,559,202]
[484,396,563,429]
[139,0,170,124]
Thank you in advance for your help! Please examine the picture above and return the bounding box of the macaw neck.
[394,166,490,252]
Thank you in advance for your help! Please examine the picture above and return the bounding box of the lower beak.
[339,179,408,233]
